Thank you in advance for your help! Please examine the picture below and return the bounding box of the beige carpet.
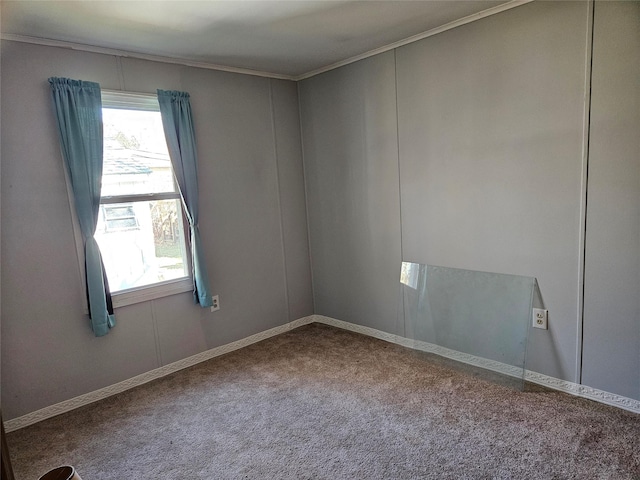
[7,323,640,479]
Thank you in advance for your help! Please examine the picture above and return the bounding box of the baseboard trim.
[522,371,640,413]
[5,314,637,431]
[310,315,523,378]
[4,316,315,432]
[311,315,640,415]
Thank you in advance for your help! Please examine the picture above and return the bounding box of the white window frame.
[65,90,193,311]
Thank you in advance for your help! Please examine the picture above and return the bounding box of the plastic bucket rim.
[38,465,77,480]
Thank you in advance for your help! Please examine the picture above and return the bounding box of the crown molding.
[294,0,534,81]
[4,0,533,83]
[0,33,295,81]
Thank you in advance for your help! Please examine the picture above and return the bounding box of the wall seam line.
[268,79,291,323]
[115,56,126,91]
[296,81,317,314]
[576,0,596,386]
[150,300,163,367]
[393,49,406,339]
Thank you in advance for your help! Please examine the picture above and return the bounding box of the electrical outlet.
[210,295,220,312]
[532,308,548,330]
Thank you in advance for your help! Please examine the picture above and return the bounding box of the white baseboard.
[311,315,640,415]
[5,314,637,432]
[522,370,640,413]
[311,315,523,377]
[4,316,315,432]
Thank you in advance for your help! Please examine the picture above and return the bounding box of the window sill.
[112,277,193,309]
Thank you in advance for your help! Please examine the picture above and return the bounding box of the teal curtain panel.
[49,77,115,336]
[157,90,213,308]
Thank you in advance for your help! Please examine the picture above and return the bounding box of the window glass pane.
[106,217,138,231]
[102,108,175,196]
[104,205,136,219]
[96,199,189,292]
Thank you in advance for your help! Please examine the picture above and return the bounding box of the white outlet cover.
[532,308,548,330]
[210,295,220,312]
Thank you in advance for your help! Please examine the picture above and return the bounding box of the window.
[94,91,191,305]
[102,204,139,231]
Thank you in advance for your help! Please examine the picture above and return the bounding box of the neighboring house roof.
[103,139,171,176]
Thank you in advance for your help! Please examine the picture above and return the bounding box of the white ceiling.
[2,0,512,79]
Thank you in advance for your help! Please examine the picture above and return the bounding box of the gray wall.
[396,1,588,382]
[582,1,640,400]
[300,0,638,400]
[299,51,403,335]
[0,41,313,419]
[2,0,638,422]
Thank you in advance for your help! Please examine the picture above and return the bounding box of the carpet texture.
[7,323,640,479]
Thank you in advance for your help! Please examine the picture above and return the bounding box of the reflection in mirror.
[401,262,535,391]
